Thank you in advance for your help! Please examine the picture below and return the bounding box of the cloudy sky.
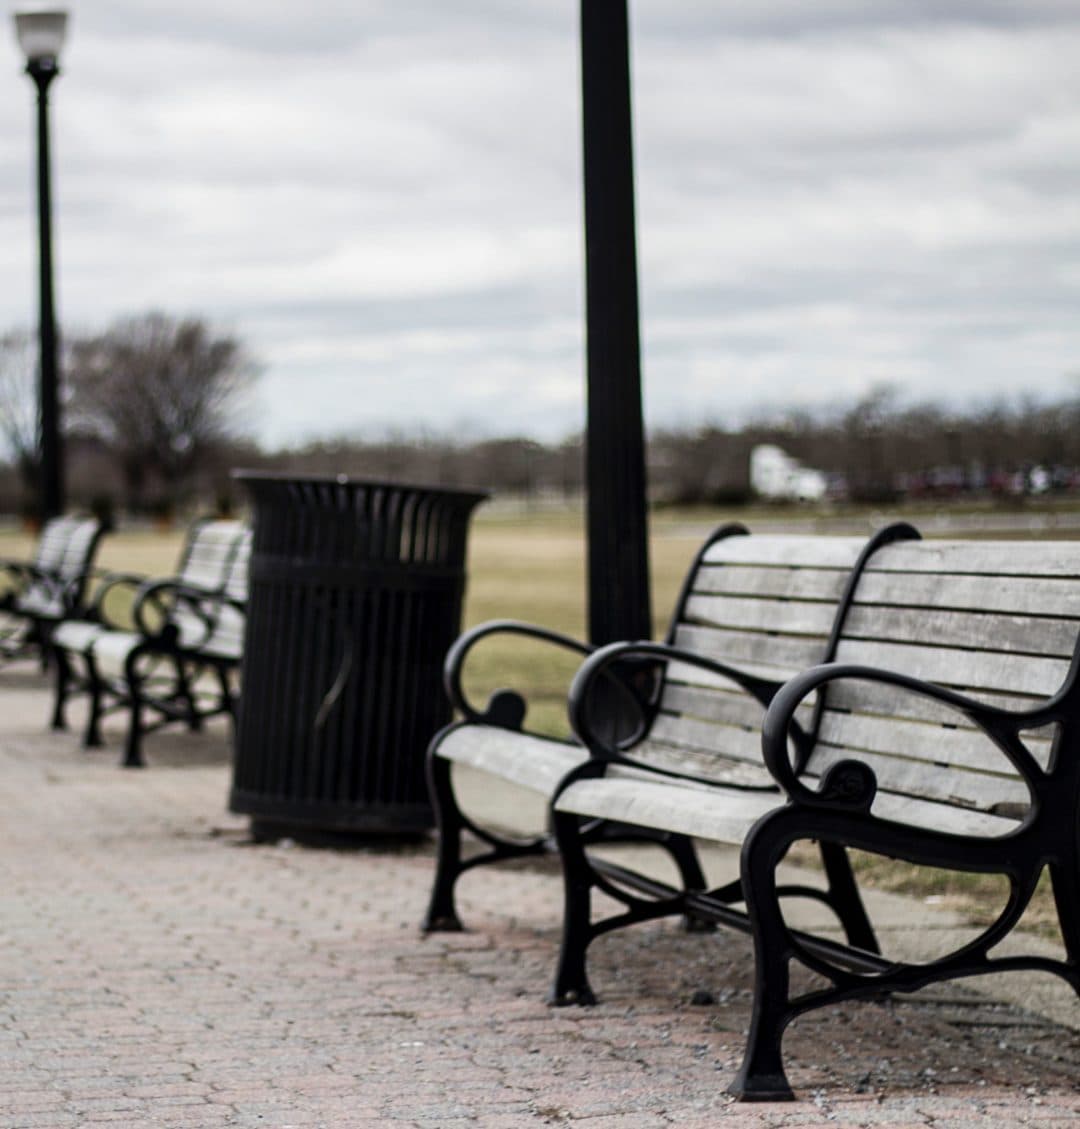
[1,1,1079,449]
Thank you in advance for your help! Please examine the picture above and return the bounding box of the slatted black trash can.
[229,472,487,836]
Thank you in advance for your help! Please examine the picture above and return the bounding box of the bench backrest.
[176,520,249,591]
[171,521,251,657]
[807,538,1080,835]
[17,516,104,612]
[635,529,888,784]
[198,527,252,659]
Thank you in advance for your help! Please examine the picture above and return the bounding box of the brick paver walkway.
[0,670,1077,1127]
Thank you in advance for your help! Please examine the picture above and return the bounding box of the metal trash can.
[229,472,487,836]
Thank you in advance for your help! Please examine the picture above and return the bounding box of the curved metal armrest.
[568,639,788,758]
[2,563,73,613]
[83,570,151,627]
[444,618,594,724]
[761,662,1060,809]
[131,579,222,647]
[1,560,49,591]
[54,565,110,615]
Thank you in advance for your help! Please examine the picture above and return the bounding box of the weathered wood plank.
[854,570,1080,618]
[868,540,1080,578]
[841,605,1079,658]
[867,790,1024,837]
[702,535,871,569]
[808,743,1030,812]
[556,774,779,843]
[832,637,1071,697]
[646,712,765,766]
[664,658,821,695]
[660,682,815,732]
[683,593,837,637]
[438,725,585,794]
[692,564,851,602]
[822,682,1059,768]
[814,710,1052,774]
[673,624,826,673]
[630,738,775,788]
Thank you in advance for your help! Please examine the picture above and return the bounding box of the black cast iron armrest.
[80,571,151,629]
[131,579,227,649]
[567,640,794,782]
[760,661,1063,811]
[0,560,57,597]
[444,618,595,725]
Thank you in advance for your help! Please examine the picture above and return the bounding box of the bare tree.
[68,312,257,513]
[0,329,41,503]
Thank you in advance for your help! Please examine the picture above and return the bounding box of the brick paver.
[0,669,1077,1126]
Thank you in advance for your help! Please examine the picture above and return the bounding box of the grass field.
[1,503,1070,939]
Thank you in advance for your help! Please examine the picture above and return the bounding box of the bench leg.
[1050,860,1080,987]
[548,808,598,1006]
[819,841,879,954]
[50,647,71,731]
[729,811,798,1102]
[666,833,717,933]
[216,664,237,720]
[122,651,147,769]
[174,656,203,732]
[422,753,467,932]
[83,653,106,749]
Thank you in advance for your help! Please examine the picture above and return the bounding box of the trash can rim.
[231,468,489,504]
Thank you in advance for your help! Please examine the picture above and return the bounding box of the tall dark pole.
[580,0,651,645]
[28,57,64,520]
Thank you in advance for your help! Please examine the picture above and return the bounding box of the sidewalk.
[0,666,1077,1128]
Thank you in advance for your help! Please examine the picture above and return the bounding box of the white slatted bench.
[550,534,1080,1101]
[51,519,252,767]
[0,515,105,667]
[422,523,911,933]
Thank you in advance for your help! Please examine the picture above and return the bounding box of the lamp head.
[13,8,68,70]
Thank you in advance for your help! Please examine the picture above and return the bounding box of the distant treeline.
[258,388,1080,508]
[4,387,1080,519]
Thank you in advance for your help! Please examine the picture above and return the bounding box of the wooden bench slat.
[809,743,1031,813]
[555,774,780,844]
[868,539,1080,577]
[867,790,1024,837]
[626,739,775,788]
[647,713,766,767]
[693,564,852,601]
[824,678,1053,724]
[832,637,1071,697]
[853,570,1080,617]
[702,535,872,568]
[660,682,814,732]
[814,709,1053,776]
[673,624,827,673]
[664,658,819,693]
[841,604,1080,659]
[683,593,838,637]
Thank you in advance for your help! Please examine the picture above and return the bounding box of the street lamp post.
[579,0,651,646]
[14,7,68,521]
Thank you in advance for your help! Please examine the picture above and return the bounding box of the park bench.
[423,522,911,933]
[550,532,1080,1100]
[0,515,106,668]
[50,518,252,767]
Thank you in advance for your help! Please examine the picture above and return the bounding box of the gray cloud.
[1,2,1078,447]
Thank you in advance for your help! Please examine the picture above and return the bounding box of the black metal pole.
[28,58,63,521]
[580,0,651,645]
